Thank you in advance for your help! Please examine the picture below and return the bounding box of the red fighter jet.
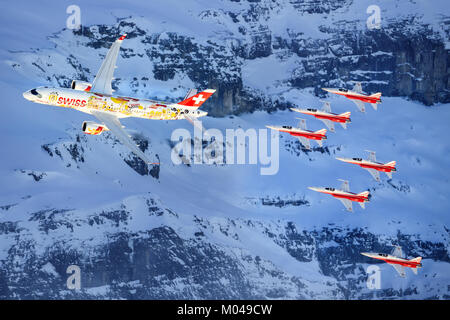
[361,246,423,278]
[266,118,327,150]
[336,150,396,182]
[308,179,370,212]
[322,82,381,112]
[290,100,351,133]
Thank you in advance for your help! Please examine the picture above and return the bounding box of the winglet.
[118,34,127,41]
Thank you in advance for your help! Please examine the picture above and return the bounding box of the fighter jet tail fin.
[370,103,378,111]
[370,92,382,99]
[358,202,366,209]
[385,161,396,168]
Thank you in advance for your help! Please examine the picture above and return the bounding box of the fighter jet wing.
[391,246,403,258]
[352,99,366,113]
[339,179,350,192]
[90,34,127,95]
[91,111,158,164]
[352,82,363,94]
[338,198,353,212]
[391,264,406,278]
[320,119,335,132]
[366,168,381,182]
[297,136,311,150]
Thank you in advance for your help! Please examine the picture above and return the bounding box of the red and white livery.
[322,82,381,112]
[266,118,327,150]
[290,101,351,132]
[336,150,396,182]
[308,179,370,212]
[361,246,423,277]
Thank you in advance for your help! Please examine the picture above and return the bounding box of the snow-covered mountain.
[0,0,449,299]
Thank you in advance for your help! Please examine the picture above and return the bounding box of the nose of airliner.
[23,90,32,101]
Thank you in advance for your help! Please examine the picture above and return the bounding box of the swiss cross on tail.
[177,89,216,107]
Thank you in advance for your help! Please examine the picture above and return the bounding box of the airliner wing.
[352,99,366,113]
[366,168,381,182]
[338,198,353,212]
[320,119,335,132]
[91,111,157,164]
[91,34,127,95]
[391,264,406,277]
[297,136,310,150]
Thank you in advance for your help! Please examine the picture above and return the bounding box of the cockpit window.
[282,125,292,129]
[30,89,42,98]
[379,253,388,257]
[307,108,317,112]
[325,187,335,191]
[352,158,362,161]
[338,88,348,92]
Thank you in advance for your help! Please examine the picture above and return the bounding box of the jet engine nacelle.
[71,80,92,92]
[82,121,108,135]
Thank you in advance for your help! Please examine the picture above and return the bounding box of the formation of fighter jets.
[265,79,396,212]
[23,34,215,164]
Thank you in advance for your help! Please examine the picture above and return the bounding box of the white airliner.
[23,34,216,164]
